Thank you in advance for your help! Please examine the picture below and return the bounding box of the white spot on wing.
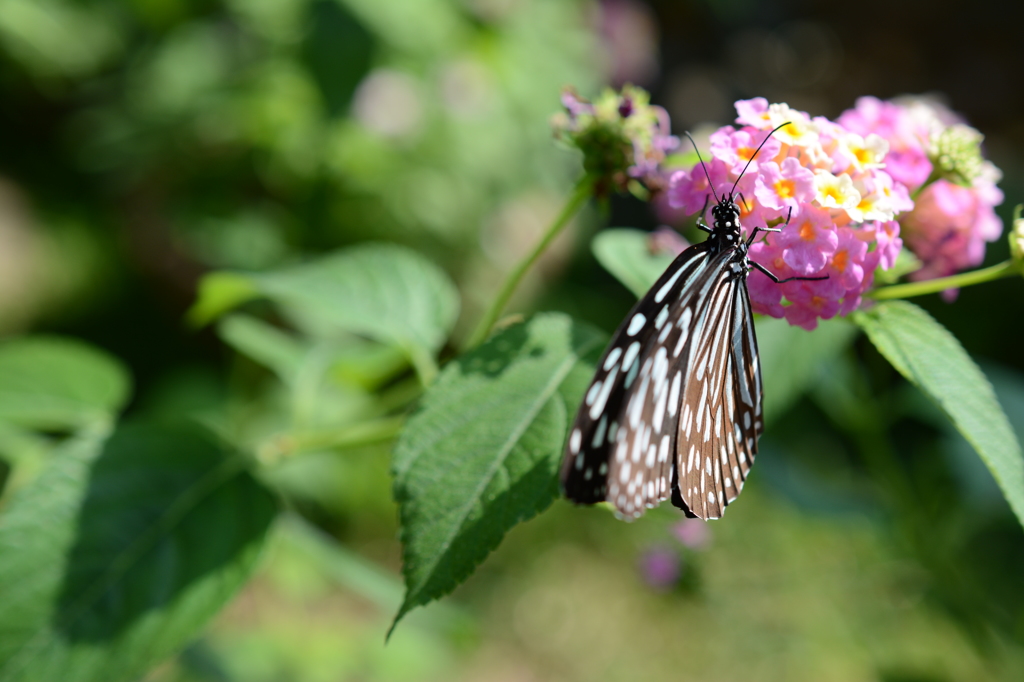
[588,366,619,419]
[592,415,608,448]
[654,306,669,329]
[627,313,646,336]
[655,266,685,302]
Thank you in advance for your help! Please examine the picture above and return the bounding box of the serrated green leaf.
[390,313,604,633]
[0,424,277,682]
[592,228,675,297]
[852,300,1024,528]
[756,316,859,425]
[0,337,131,432]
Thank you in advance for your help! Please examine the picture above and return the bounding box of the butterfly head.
[710,194,742,241]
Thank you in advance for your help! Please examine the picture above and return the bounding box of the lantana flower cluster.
[839,96,1004,286]
[668,98,910,329]
[552,85,678,192]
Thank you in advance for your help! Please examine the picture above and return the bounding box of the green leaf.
[852,300,1024,528]
[191,243,460,381]
[217,314,305,381]
[873,247,923,285]
[0,337,131,432]
[755,316,859,425]
[390,313,604,633]
[187,272,260,328]
[0,424,277,682]
[592,228,676,297]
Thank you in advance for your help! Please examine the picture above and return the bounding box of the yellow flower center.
[738,145,756,161]
[774,178,796,199]
[833,249,849,272]
[798,220,815,241]
[824,185,843,203]
[854,147,873,165]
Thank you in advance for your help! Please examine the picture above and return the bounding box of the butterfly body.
[560,193,764,520]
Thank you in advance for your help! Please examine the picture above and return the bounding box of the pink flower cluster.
[667,98,910,329]
[839,97,1004,286]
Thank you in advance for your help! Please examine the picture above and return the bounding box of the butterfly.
[560,122,826,520]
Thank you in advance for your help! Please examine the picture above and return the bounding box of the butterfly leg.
[746,207,792,246]
[696,194,713,234]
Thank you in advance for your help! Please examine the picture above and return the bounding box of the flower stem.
[464,175,593,349]
[868,260,1021,300]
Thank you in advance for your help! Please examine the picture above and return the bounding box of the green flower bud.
[552,85,678,194]
[929,124,985,187]
[1010,204,1024,263]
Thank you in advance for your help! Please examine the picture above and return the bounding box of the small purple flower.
[775,206,838,275]
[753,158,816,215]
[639,547,682,590]
[734,97,771,128]
[873,220,903,270]
[671,519,711,550]
[902,178,1004,283]
[710,128,781,176]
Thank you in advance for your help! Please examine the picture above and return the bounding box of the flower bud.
[552,85,678,193]
[929,124,985,187]
[1010,204,1024,263]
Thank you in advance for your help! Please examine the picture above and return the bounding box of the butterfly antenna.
[684,131,720,205]
[730,121,790,197]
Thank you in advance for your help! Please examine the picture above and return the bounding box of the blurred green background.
[1,0,1023,680]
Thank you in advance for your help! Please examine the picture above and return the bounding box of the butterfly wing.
[672,262,763,519]
[562,242,745,519]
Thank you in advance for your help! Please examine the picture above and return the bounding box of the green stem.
[464,175,593,349]
[909,171,939,201]
[868,260,1020,300]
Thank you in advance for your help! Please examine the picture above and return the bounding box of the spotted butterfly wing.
[560,238,762,520]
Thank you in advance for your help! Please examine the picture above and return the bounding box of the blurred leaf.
[329,341,410,391]
[0,424,276,682]
[756,316,860,425]
[853,301,1024,529]
[0,337,131,432]
[390,313,604,633]
[302,0,373,117]
[189,273,260,328]
[338,0,466,54]
[199,244,459,382]
[874,248,924,285]
[217,314,305,382]
[592,228,676,297]
[0,0,123,78]
[278,514,472,635]
[254,244,459,355]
